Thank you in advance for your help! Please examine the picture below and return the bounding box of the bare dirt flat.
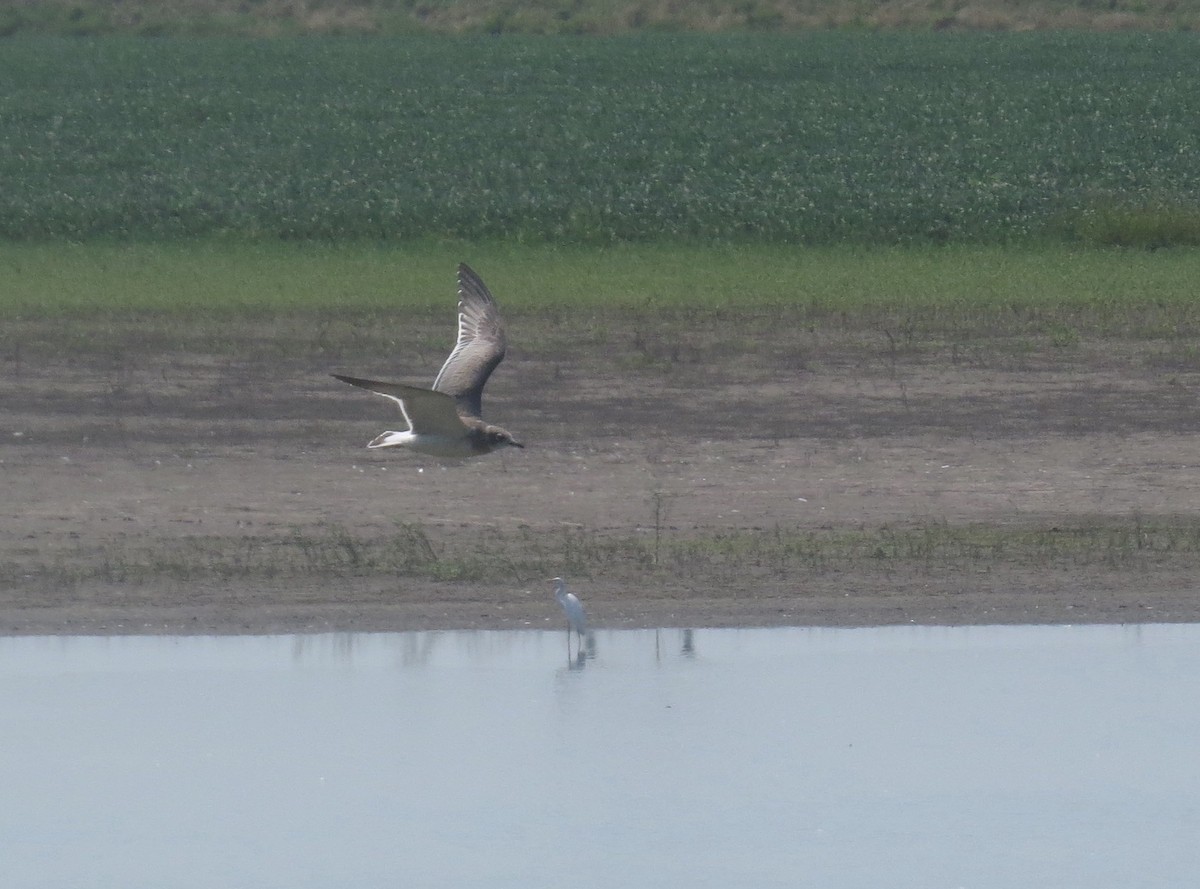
[4,310,1200,635]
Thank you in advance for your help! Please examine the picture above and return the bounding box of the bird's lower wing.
[332,375,465,436]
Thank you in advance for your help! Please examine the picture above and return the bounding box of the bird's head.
[487,428,524,450]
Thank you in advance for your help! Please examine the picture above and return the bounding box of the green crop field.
[3,33,1200,247]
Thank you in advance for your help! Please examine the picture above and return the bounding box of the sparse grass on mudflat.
[7,0,1200,36]
[3,34,1200,245]
[12,516,1200,591]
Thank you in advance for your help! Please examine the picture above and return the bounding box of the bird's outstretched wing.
[331,375,464,437]
[431,263,507,419]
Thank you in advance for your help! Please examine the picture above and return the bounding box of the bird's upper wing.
[431,263,507,419]
[331,375,465,436]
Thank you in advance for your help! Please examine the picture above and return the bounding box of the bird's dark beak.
[510,439,525,449]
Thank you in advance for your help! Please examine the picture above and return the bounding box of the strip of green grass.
[5,242,1200,334]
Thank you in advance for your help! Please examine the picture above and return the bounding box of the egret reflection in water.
[655,627,697,662]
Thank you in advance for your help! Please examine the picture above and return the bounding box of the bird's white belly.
[367,429,480,458]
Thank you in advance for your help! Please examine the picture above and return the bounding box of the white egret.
[553,576,588,652]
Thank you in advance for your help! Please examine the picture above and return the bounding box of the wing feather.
[331,375,465,437]
[431,263,507,419]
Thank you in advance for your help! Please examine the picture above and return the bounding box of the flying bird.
[333,263,524,458]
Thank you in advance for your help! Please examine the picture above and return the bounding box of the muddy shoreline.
[5,311,1200,635]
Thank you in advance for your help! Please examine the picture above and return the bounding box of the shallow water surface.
[3,624,1199,889]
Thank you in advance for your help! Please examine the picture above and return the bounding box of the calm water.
[3,624,1199,889]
